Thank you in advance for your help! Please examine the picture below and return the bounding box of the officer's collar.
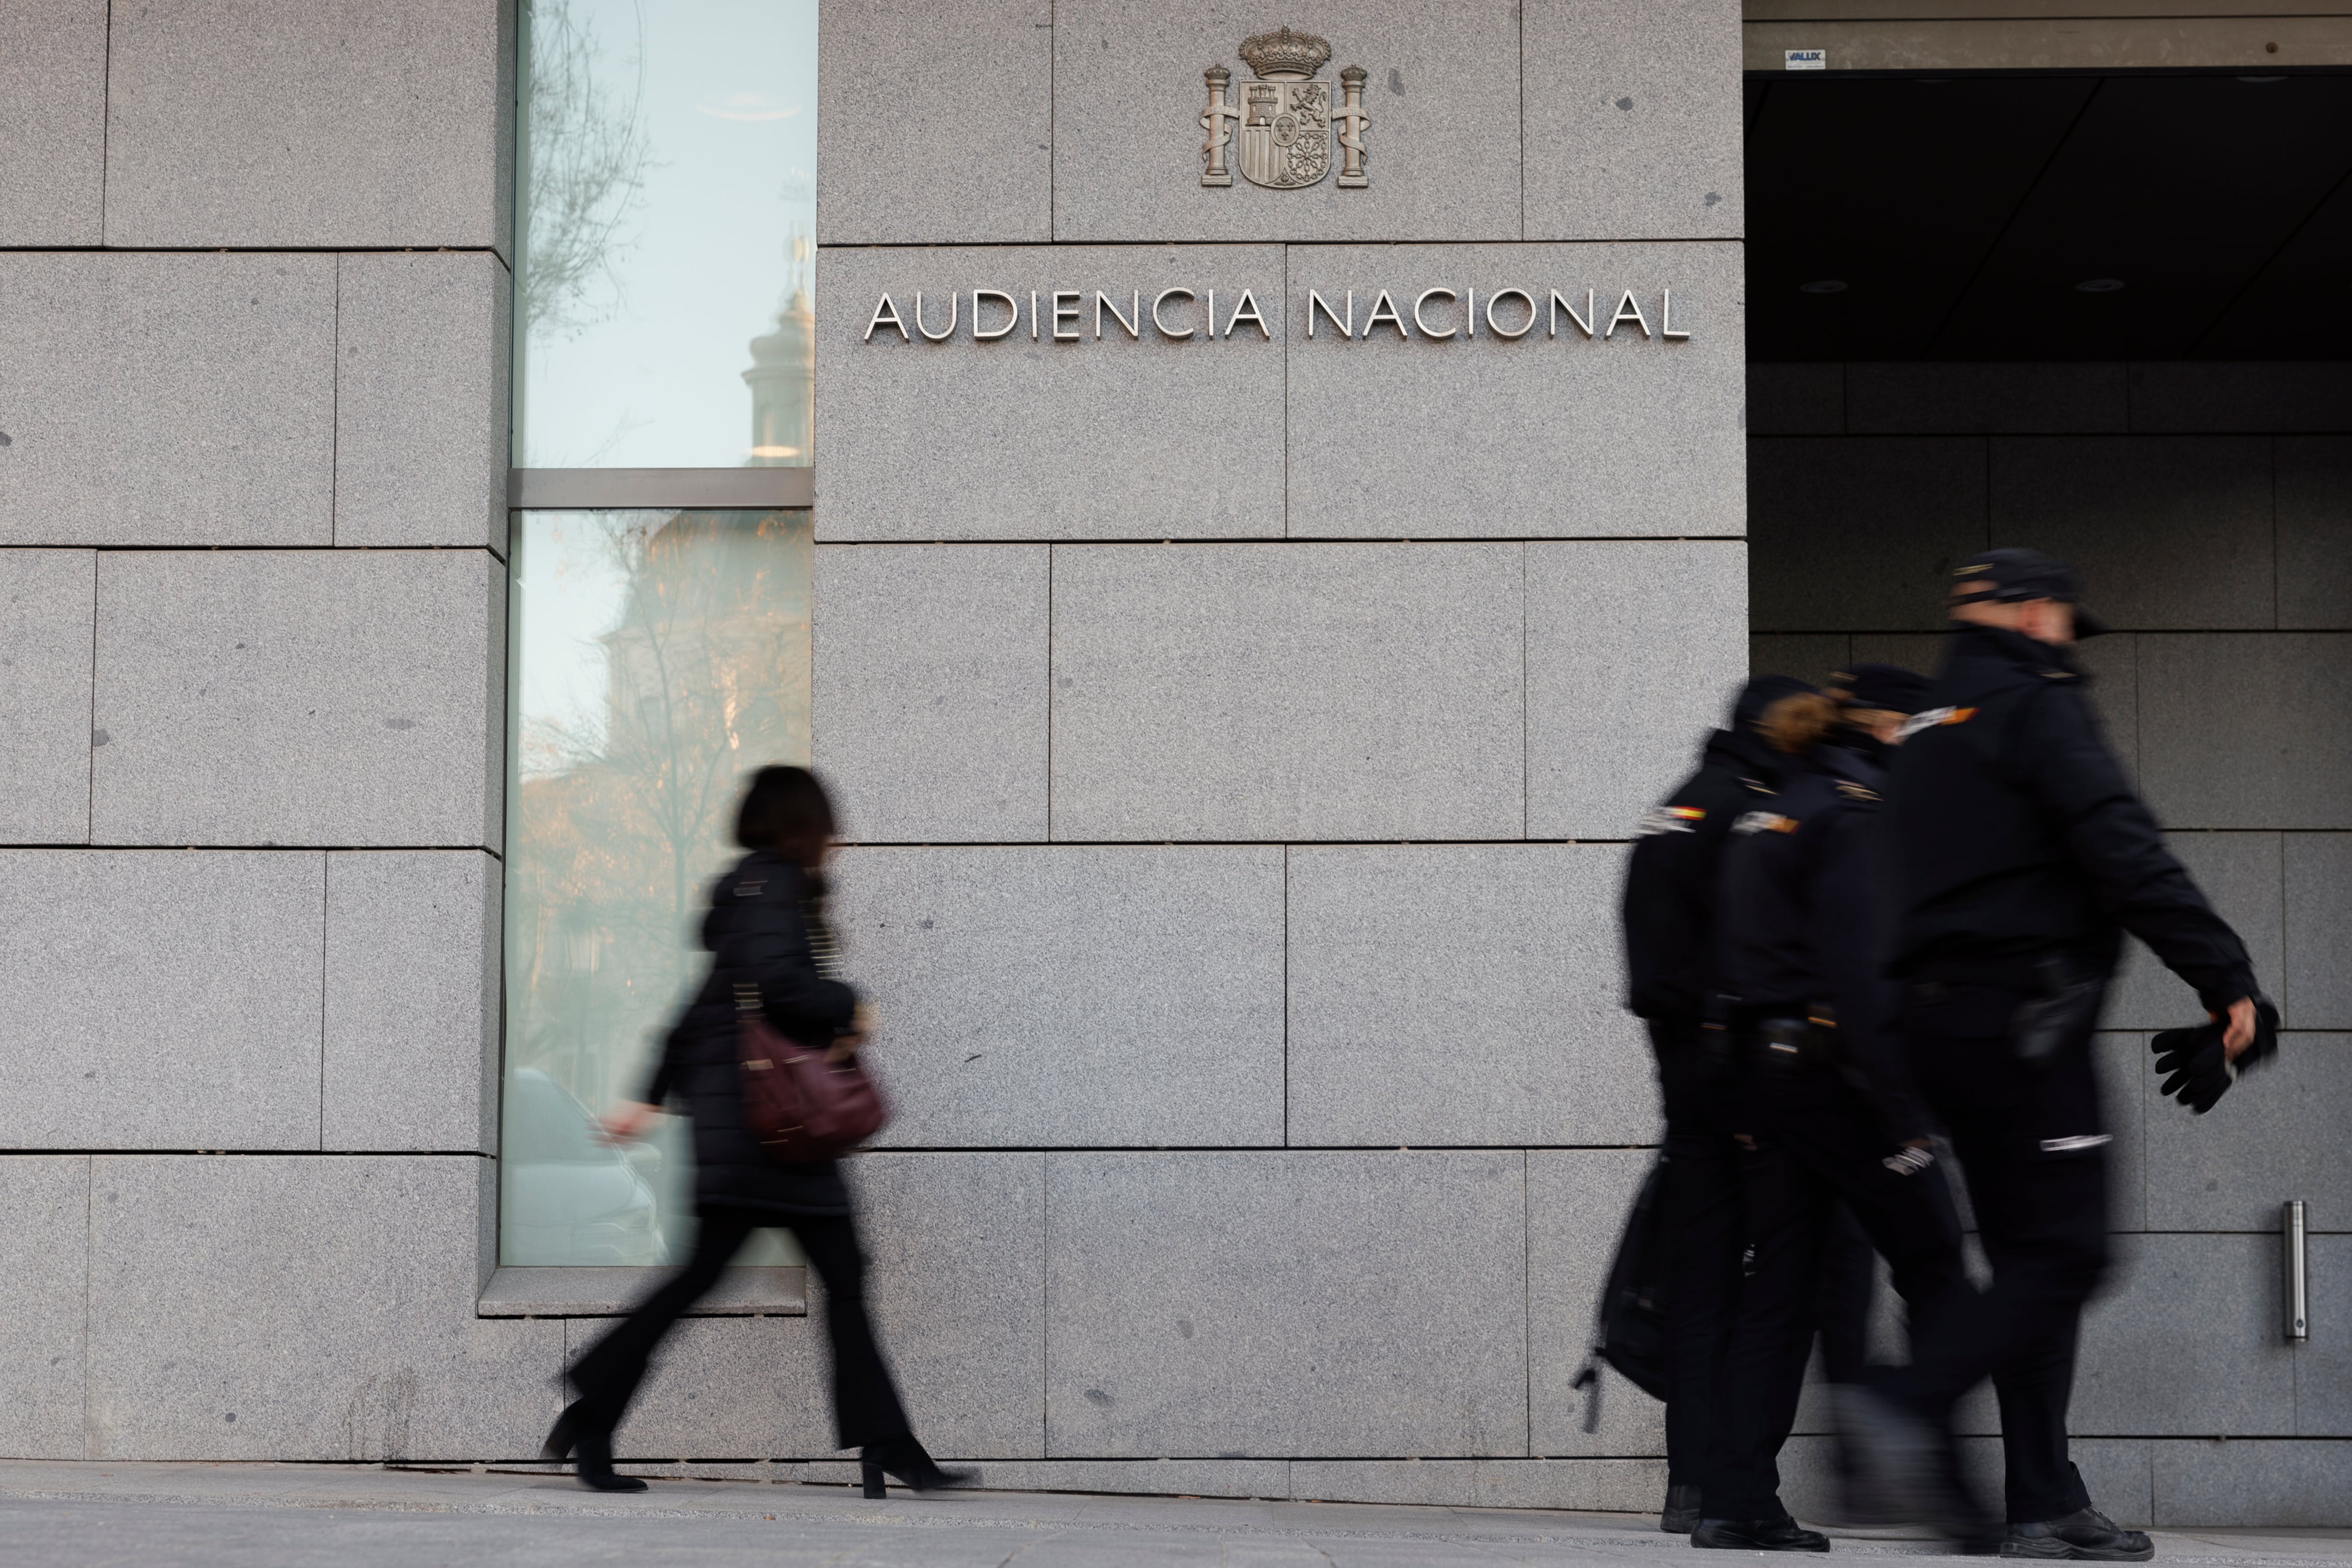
[1704,725,1782,778]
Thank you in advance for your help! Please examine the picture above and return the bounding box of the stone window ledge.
[478,1266,807,1318]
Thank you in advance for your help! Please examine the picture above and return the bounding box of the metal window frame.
[508,468,816,510]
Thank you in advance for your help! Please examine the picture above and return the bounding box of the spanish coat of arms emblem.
[1200,27,1369,190]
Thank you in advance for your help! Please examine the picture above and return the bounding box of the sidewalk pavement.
[2,1460,2350,1568]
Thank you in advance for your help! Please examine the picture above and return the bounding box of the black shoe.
[859,1436,975,1497]
[1662,1483,1703,1534]
[1692,1518,1831,1552]
[571,1426,648,1493]
[2001,1508,2153,1561]
[539,1399,585,1463]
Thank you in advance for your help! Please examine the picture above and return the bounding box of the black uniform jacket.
[641,851,862,1217]
[1888,624,2256,1014]
[1622,725,1784,1028]
[1717,744,1931,1143]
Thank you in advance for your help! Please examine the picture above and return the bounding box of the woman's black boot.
[858,1436,973,1496]
[572,1425,648,1493]
[539,1399,586,1463]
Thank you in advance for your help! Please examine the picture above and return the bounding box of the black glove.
[2151,1021,2231,1114]
[2236,997,2282,1074]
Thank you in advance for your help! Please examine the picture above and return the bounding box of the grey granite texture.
[1527,539,1747,839]
[2139,635,2352,831]
[2144,1034,2350,1234]
[848,1154,1046,1458]
[2278,438,2352,630]
[895,1458,1289,1497]
[1051,0,1520,242]
[1044,1151,1527,1456]
[2099,1031,2151,1234]
[323,851,500,1154]
[1049,543,1523,841]
[476,1266,805,1317]
[1989,436,2273,630]
[0,850,323,1150]
[0,254,335,546]
[0,549,96,844]
[1521,0,1742,242]
[1846,363,2129,435]
[1287,846,1657,1147]
[2153,1438,2352,1526]
[84,1156,562,1459]
[0,1157,88,1459]
[2073,1233,2295,1437]
[1290,1458,1666,1510]
[811,545,1049,843]
[1749,363,1844,435]
[2300,1237,2352,1435]
[573,1315,831,1461]
[2128,363,2352,434]
[1525,1150,1665,1458]
[815,245,1286,541]
[0,0,105,244]
[819,0,1050,244]
[2108,833,2282,1027]
[2286,834,2352,1028]
[334,254,509,550]
[1287,243,1746,539]
[1749,633,1850,685]
[91,550,505,848]
[103,0,511,249]
[833,847,1284,1147]
[1748,437,1988,631]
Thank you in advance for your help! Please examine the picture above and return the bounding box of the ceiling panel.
[2196,164,2352,358]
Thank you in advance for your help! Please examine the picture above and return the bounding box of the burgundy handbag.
[734,984,891,1163]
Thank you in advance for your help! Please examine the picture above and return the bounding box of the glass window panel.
[516,0,816,469]
[500,508,812,1267]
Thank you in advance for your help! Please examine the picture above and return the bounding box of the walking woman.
[543,765,970,1497]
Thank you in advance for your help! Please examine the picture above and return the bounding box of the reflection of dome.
[743,287,813,465]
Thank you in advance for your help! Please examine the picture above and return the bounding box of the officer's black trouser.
[1652,1021,1747,1499]
[1706,1053,1973,1524]
[1877,981,2111,1525]
[1818,1204,1877,1387]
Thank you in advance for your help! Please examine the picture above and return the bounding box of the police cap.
[1950,548,2109,637]
[1732,674,1817,731]
[1827,662,1932,716]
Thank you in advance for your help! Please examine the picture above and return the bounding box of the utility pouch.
[2009,954,2106,1069]
[1757,1016,1836,1075]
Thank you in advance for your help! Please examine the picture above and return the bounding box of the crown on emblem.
[1238,26,1332,79]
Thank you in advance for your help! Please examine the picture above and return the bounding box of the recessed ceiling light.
[1799,279,1848,294]
[2075,278,2125,293]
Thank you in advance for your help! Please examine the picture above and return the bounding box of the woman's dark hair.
[1756,690,1840,755]
[734,765,837,867]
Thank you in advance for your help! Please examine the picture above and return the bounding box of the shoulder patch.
[1834,781,1880,802]
[1895,705,1978,742]
[1733,810,1800,836]
[1633,804,1706,837]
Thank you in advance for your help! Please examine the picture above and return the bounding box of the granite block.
[1748,437,1988,632]
[323,851,499,1154]
[1846,363,2128,435]
[1288,847,1658,1147]
[2108,833,2282,1027]
[833,847,1284,1147]
[815,245,1286,541]
[811,544,1049,843]
[0,254,335,546]
[848,1154,1046,1458]
[1288,1457,1667,1510]
[103,0,510,249]
[2151,1439,2352,1527]
[0,1157,89,1459]
[0,850,323,1150]
[2128,363,2352,435]
[2297,1236,2352,1435]
[1526,1150,1668,1457]
[863,1458,1291,1497]
[334,254,509,550]
[92,551,505,848]
[1749,363,1843,435]
[0,0,106,244]
[2100,1032,2151,1235]
[573,1315,830,1460]
[1989,437,2274,630]
[2139,635,2352,831]
[1527,539,1747,839]
[818,0,1050,244]
[2073,631,2140,783]
[2285,834,2352,1029]
[1051,0,1520,242]
[1048,544,1523,841]
[1521,0,1743,242]
[1045,1152,1527,1456]
[2145,1035,2351,1234]
[85,1156,563,1459]
[2073,1233,2295,1437]
[1750,634,1850,685]
[1288,243,1746,539]
[0,550,96,843]
[2277,438,2352,631]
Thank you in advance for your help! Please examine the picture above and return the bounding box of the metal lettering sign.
[1202,28,1370,190]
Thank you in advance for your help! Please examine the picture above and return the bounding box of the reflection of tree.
[519,0,654,340]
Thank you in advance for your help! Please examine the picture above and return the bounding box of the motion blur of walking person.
[1846,551,2277,1559]
[1695,669,1981,1553]
[1622,674,1818,1534]
[545,766,971,1499]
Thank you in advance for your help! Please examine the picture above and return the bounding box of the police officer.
[1847,549,2278,1559]
[1695,675,1982,1553]
[1623,674,1815,1534]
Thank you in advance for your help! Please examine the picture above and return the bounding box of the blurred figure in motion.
[543,765,970,1499]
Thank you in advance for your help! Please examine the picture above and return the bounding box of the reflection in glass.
[516,0,816,469]
[500,509,813,1265]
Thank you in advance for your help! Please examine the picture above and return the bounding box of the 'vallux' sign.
[863,286,1694,343]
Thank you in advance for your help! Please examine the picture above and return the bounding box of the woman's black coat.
[641,851,860,1217]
